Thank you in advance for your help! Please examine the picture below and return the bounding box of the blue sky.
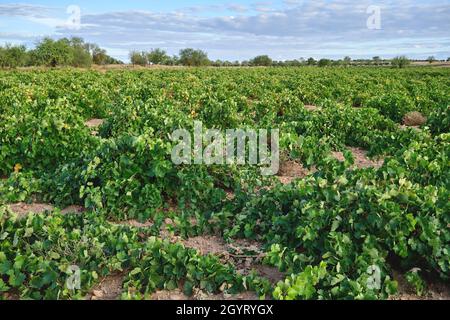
[1,0,449,62]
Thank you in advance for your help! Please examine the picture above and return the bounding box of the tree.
[343,56,352,66]
[86,44,108,65]
[69,37,92,67]
[306,57,316,66]
[427,56,436,64]
[147,48,169,65]
[286,59,301,67]
[0,47,5,68]
[272,60,283,67]
[391,56,410,68]
[163,55,178,66]
[71,46,92,67]
[447,57,450,62]
[0,44,27,68]
[92,47,108,65]
[105,56,123,65]
[129,51,148,66]
[87,43,121,65]
[31,37,73,67]
[212,59,224,67]
[250,55,273,66]
[178,48,210,66]
[32,37,96,68]
[1,37,119,68]
[318,58,332,67]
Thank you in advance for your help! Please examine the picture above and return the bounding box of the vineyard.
[0,67,449,300]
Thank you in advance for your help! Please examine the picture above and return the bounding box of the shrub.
[391,56,410,68]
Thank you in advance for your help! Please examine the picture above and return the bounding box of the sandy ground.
[6,202,85,218]
[304,104,320,112]
[84,118,104,136]
[411,61,450,67]
[277,160,316,185]
[331,147,384,169]
[84,118,104,128]
[86,273,125,300]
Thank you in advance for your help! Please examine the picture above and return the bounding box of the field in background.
[13,61,450,72]
[411,61,450,67]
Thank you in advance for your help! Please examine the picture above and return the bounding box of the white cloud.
[0,3,52,18]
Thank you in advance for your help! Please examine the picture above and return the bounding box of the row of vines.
[0,67,449,300]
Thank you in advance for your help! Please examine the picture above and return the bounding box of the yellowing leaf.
[13,163,22,173]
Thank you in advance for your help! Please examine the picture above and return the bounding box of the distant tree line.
[0,37,122,68]
[129,49,431,69]
[2,37,446,69]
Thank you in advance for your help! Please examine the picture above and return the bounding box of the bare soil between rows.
[6,202,85,218]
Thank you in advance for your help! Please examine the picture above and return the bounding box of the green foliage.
[0,37,120,69]
[274,262,327,300]
[0,208,267,300]
[0,67,448,300]
[30,38,74,67]
[318,59,332,67]
[306,57,316,65]
[427,105,450,136]
[367,93,415,122]
[0,96,98,176]
[405,270,426,296]
[0,173,42,205]
[147,48,170,65]
[69,37,92,68]
[0,44,28,68]
[121,236,246,298]
[250,55,273,66]
[79,134,172,221]
[391,56,410,68]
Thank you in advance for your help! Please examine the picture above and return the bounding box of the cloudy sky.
[0,0,449,62]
